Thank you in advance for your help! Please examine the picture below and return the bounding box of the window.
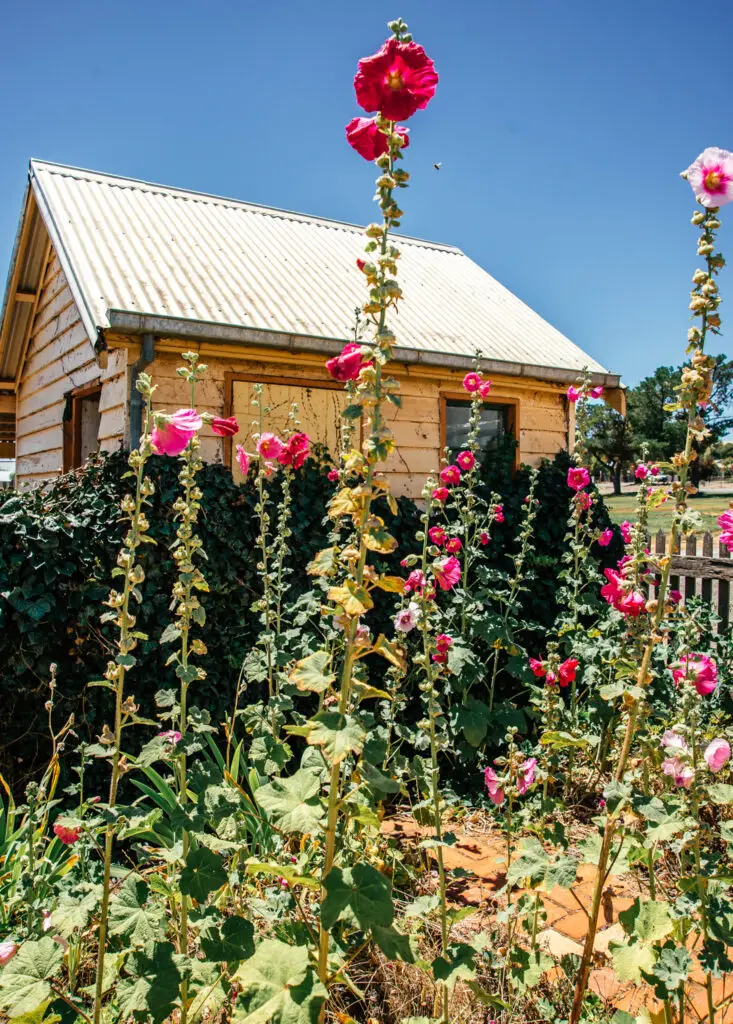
[63,384,102,470]
[443,399,508,455]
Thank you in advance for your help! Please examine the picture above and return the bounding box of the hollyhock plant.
[495,505,505,523]
[394,602,420,633]
[53,823,81,845]
[635,464,649,481]
[151,408,202,456]
[256,432,286,460]
[479,531,490,545]
[159,730,182,745]
[456,450,475,472]
[704,738,731,773]
[325,342,371,381]
[598,528,613,547]
[577,491,592,511]
[345,116,410,160]
[433,555,461,591]
[566,385,581,402]
[479,379,492,398]
[719,509,733,548]
[327,469,339,482]
[669,589,683,604]
[404,569,427,593]
[211,415,239,437]
[589,385,604,399]
[462,372,482,393]
[235,445,250,475]
[673,653,718,695]
[432,633,453,663]
[558,657,579,687]
[683,147,733,208]
[439,464,461,486]
[428,526,446,546]
[650,464,660,476]
[567,466,590,491]
[432,486,449,502]
[483,765,505,806]
[529,657,546,678]
[445,537,462,554]
[517,757,537,795]
[662,757,695,788]
[620,520,632,544]
[278,432,310,469]
[354,36,438,122]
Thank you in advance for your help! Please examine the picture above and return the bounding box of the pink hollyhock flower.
[432,486,449,502]
[673,653,718,695]
[53,823,81,846]
[684,147,733,208]
[529,657,546,678]
[428,526,446,546]
[278,432,310,469]
[719,510,733,548]
[445,537,462,554]
[356,258,366,272]
[151,408,202,456]
[495,506,505,523]
[256,432,286,460]
[345,116,410,160]
[433,555,461,591]
[616,590,646,617]
[635,464,649,481]
[235,445,250,476]
[325,342,371,381]
[483,765,505,806]
[545,670,558,686]
[650,465,660,477]
[517,757,537,795]
[669,589,682,604]
[159,730,182,745]
[621,521,632,544]
[577,491,592,511]
[440,464,461,486]
[558,658,579,687]
[661,730,687,751]
[589,386,604,399]
[598,798,606,810]
[567,466,590,491]
[479,531,490,545]
[211,416,239,437]
[456,450,475,472]
[662,757,694,789]
[435,633,453,654]
[566,385,581,402]
[327,469,339,482]
[0,940,17,965]
[598,528,613,547]
[462,372,482,393]
[354,37,439,122]
[404,569,427,593]
[704,738,731,773]
[394,602,420,633]
[479,380,493,398]
[600,568,645,617]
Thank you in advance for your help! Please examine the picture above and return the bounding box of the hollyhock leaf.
[307,547,338,577]
[186,960,228,1024]
[321,863,393,931]
[180,847,227,902]
[708,783,733,806]
[342,403,365,420]
[108,875,167,947]
[363,526,397,553]
[506,839,549,887]
[610,940,657,985]
[159,623,181,644]
[464,981,510,1010]
[232,940,326,1024]
[544,854,579,891]
[254,770,324,834]
[643,944,692,997]
[373,575,406,594]
[507,946,552,992]
[0,938,64,1017]
[51,888,102,937]
[619,899,673,942]
[432,943,477,990]
[245,862,319,890]
[352,682,392,702]
[578,834,630,875]
[404,894,441,918]
[328,488,359,519]
[602,780,632,815]
[699,937,733,977]
[197,913,255,962]
[539,730,591,749]
[3,1004,60,1024]
[249,734,293,776]
[116,942,182,1024]
[358,761,401,795]
[371,924,416,963]
[326,583,373,617]
[373,634,407,671]
[289,650,335,694]
[300,712,365,765]
[707,895,733,945]
[455,698,491,747]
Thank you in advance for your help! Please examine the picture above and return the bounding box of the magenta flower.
[0,941,18,965]
[662,757,694,789]
[345,116,410,160]
[256,433,286,460]
[719,509,733,549]
[635,464,649,481]
[394,602,420,633]
[598,528,613,547]
[354,37,439,122]
[278,432,311,469]
[669,589,682,604]
[53,823,81,845]
[428,526,446,546]
[404,569,426,593]
[558,658,579,687]
[620,521,632,544]
[650,465,660,477]
[479,531,490,545]
[456,450,475,472]
[529,657,546,678]
[235,445,250,476]
[589,386,604,399]
[566,385,581,402]
[577,491,592,511]
[211,415,239,438]
[704,738,731,773]
[495,505,505,523]
[159,730,182,745]
[440,465,461,486]
[567,466,590,491]
[433,555,461,591]
[462,372,482,393]
[325,342,371,381]
[483,765,505,806]
[151,409,202,456]
[600,568,645,617]
[432,486,449,502]
[517,757,537,795]
[327,469,339,482]
[445,537,462,554]
[673,653,718,695]
[479,380,493,398]
[615,590,646,617]
[684,147,733,207]
[435,633,453,653]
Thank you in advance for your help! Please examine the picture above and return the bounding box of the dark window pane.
[445,400,506,455]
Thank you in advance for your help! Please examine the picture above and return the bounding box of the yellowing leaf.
[289,650,335,694]
[373,635,407,672]
[363,527,397,554]
[328,488,359,520]
[373,575,405,594]
[327,583,373,617]
[307,547,338,577]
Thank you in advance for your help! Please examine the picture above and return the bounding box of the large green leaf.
[643,944,692,997]
[109,875,167,946]
[619,899,673,943]
[432,943,477,991]
[198,913,255,963]
[455,699,491,747]
[507,946,552,992]
[611,940,656,985]
[116,942,182,1024]
[0,938,64,1017]
[255,770,324,834]
[321,864,394,931]
[294,713,365,766]
[180,847,228,902]
[289,650,335,694]
[233,940,326,1024]
[506,838,577,891]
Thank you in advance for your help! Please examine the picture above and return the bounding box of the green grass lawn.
[603,491,733,535]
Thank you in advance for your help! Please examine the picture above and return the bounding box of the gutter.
[129,334,155,449]
[107,309,622,390]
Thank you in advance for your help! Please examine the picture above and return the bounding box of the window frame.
[439,391,520,471]
[63,380,102,472]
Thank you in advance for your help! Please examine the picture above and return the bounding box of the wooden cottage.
[0,161,623,496]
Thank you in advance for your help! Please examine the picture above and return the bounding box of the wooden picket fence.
[649,530,732,631]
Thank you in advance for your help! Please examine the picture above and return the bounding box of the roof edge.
[107,309,622,388]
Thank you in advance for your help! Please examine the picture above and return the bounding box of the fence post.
[684,534,697,602]
[720,540,730,632]
[701,532,713,605]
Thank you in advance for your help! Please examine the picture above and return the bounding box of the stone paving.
[383,816,733,1022]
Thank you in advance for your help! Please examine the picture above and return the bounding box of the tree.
[586,406,635,495]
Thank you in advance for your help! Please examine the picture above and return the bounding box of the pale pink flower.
[673,653,718,695]
[463,372,482,393]
[456,450,475,472]
[567,466,590,491]
[394,602,420,633]
[719,510,733,549]
[433,555,461,591]
[661,730,687,751]
[151,409,202,456]
[517,757,537,795]
[440,465,461,486]
[620,521,632,544]
[479,380,493,398]
[684,147,733,207]
[256,432,286,460]
[662,757,694,789]
[159,730,182,745]
[704,738,731,773]
[635,464,649,481]
[598,528,613,547]
[235,445,250,475]
[0,941,17,965]
[483,765,505,806]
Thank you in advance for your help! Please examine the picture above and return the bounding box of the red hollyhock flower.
[345,117,410,160]
[432,486,449,502]
[558,657,579,687]
[479,531,490,545]
[325,343,371,382]
[53,823,81,845]
[445,537,462,554]
[529,658,546,678]
[211,416,239,437]
[439,465,461,486]
[354,37,438,122]
[428,526,446,546]
[278,432,310,470]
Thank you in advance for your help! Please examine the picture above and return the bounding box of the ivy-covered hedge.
[0,445,619,789]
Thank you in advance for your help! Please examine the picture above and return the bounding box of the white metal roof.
[26,159,610,376]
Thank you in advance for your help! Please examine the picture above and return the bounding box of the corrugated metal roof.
[28,159,609,375]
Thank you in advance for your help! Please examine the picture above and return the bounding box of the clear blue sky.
[1,0,731,388]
